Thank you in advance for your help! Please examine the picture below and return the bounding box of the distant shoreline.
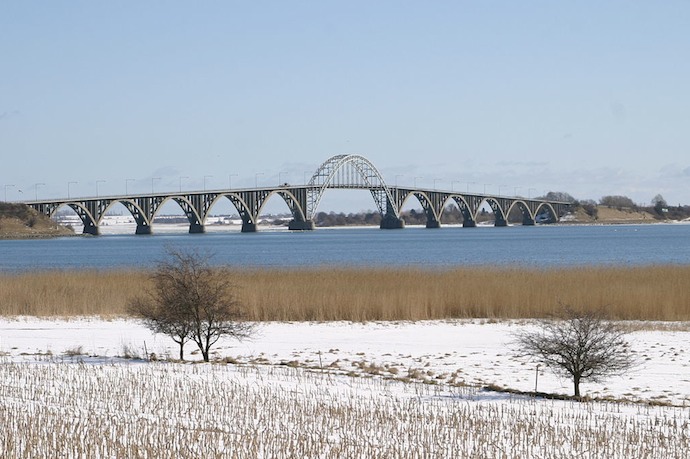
[3,218,689,240]
[2,202,688,240]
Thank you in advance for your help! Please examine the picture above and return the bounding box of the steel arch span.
[306,154,403,227]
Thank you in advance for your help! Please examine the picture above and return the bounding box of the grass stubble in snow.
[0,361,688,458]
[0,319,689,458]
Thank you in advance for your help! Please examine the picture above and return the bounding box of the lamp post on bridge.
[125,178,134,195]
[68,181,78,199]
[228,173,238,189]
[4,184,15,202]
[151,177,160,194]
[204,175,213,192]
[255,173,264,188]
[34,183,45,201]
[96,180,105,198]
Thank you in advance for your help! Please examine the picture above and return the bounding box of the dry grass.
[1,266,689,321]
[0,271,146,317]
[0,362,687,458]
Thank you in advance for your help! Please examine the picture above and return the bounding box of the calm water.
[1,224,690,272]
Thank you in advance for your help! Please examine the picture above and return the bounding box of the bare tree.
[541,191,576,203]
[128,294,192,361]
[129,247,255,362]
[514,306,635,398]
[652,194,668,215]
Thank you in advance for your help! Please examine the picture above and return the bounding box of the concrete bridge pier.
[380,215,405,229]
[288,219,315,231]
[241,222,257,233]
[189,224,205,234]
[425,220,441,229]
[83,224,99,236]
[135,225,152,235]
[463,220,477,228]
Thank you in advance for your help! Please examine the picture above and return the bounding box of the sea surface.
[1,223,689,272]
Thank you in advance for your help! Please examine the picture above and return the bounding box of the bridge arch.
[444,195,478,227]
[46,202,100,235]
[101,199,152,234]
[479,197,508,227]
[206,189,309,232]
[306,155,400,226]
[506,200,536,226]
[152,196,205,233]
[206,193,252,229]
[399,190,442,228]
[258,189,308,226]
[534,202,559,223]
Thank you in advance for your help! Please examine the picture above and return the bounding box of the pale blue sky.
[2,1,689,212]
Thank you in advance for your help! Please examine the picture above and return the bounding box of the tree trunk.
[202,349,210,362]
[179,342,185,361]
[574,375,581,398]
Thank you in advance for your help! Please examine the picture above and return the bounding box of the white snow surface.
[2,318,689,457]
[1,318,688,405]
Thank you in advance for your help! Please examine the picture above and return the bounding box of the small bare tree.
[129,295,192,361]
[514,306,635,398]
[129,247,254,362]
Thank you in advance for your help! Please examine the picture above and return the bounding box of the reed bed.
[0,362,687,458]
[1,266,689,321]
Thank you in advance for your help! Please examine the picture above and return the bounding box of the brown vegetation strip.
[0,266,689,321]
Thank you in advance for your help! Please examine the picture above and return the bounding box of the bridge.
[24,155,571,235]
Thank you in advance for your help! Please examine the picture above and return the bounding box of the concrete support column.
[380,215,405,229]
[425,220,441,229]
[189,223,205,234]
[82,224,99,236]
[241,222,257,233]
[463,220,477,228]
[135,225,152,235]
[522,216,535,226]
[288,219,315,230]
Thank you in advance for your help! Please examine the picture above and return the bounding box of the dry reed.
[1,266,689,321]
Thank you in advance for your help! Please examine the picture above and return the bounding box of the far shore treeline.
[1,266,689,322]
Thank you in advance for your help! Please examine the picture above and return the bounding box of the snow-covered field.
[2,319,689,405]
[1,319,689,457]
